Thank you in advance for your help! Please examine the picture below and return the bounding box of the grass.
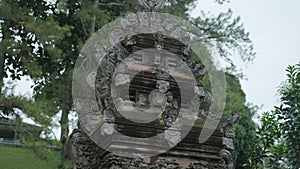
[0,146,60,169]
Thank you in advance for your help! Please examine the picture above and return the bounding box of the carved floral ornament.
[72,11,227,158]
[138,0,165,10]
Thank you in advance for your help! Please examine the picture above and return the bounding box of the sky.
[6,0,300,137]
[191,0,300,117]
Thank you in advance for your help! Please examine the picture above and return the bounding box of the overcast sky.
[192,0,300,116]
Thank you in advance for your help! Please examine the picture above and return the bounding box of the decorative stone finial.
[138,0,165,10]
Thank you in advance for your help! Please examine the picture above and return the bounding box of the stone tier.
[70,114,236,169]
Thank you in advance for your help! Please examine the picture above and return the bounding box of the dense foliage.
[248,62,300,169]
[224,74,257,168]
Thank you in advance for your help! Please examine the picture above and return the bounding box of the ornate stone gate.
[71,1,238,168]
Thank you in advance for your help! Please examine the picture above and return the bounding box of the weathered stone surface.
[72,4,236,167]
[69,132,228,169]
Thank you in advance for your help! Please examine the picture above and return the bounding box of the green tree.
[0,0,71,167]
[248,62,300,169]
[192,10,255,78]
[278,62,300,168]
[0,84,58,161]
[0,0,58,147]
[247,110,286,169]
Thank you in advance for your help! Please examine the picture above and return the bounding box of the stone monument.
[70,1,238,168]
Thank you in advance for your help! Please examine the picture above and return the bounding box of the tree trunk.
[90,0,99,35]
[0,52,4,88]
[0,22,9,92]
[58,105,70,169]
[15,114,22,140]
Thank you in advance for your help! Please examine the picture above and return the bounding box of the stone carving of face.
[157,80,170,93]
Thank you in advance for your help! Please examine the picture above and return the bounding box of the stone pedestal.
[70,112,237,169]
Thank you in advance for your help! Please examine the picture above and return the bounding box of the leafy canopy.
[248,62,300,169]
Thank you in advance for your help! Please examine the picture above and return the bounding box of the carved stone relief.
[138,0,165,10]
[72,2,232,166]
[220,112,238,138]
[219,149,234,169]
[69,130,228,169]
[69,130,103,169]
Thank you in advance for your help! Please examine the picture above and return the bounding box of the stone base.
[97,154,226,169]
[69,130,229,169]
